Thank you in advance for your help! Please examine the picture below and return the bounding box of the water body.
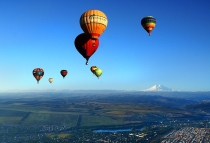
[93,128,143,133]
[204,116,210,119]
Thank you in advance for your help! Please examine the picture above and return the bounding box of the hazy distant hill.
[1,91,210,107]
[124,91,210,102]
[90,94,196,107]
[1,90,210,100]
[185,102,210,113]
[0,92,197,108]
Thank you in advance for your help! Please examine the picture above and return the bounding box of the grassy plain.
[0,93,196,127]
[80,115,123,126]
[47,133,70,138]
[23,113,78,126]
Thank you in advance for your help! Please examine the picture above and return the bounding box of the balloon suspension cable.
[63,77,64,79]
[149,33,151,36]
[37,81,39,84]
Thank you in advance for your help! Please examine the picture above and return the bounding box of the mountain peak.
[144,84,173,91]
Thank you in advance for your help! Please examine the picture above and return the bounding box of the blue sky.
[0,0,209,92]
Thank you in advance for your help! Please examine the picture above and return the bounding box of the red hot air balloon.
[60,70,68,79]
[74,33,99,65]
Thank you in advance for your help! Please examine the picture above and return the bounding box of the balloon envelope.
[80,9,108,39]
[74,33,99,65]
[90,66,98,74]
[49,78,53,83]
[60,70,68,79]
[94,68,102,79]
[141,16,156,36]
[32,68,44,84]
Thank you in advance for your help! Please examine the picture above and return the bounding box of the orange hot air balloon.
[90,66,98,74]
[60,70,68,79]
[32,68,44,84]
[80,9,108,39]
[74,33,99,65]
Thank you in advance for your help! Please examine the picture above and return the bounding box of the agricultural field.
[0,109,27,124]
[0,93,198,127]
[80,115,123,126]
[47,133,70,138]
[23,113,78,126]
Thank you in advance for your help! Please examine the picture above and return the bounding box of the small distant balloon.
[90,66,98,74]
[94,68,102,79]
[49,78,53,83]
[32,68,44,84]
[141,16,156,36]
[60,70,68,79]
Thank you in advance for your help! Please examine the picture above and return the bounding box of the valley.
[0,91,210,142]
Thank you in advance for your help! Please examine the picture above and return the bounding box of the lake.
[93,128,143,133]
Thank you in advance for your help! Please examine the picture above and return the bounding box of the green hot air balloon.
[94,68,102,79]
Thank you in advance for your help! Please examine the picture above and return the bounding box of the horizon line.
[0,89,209,93]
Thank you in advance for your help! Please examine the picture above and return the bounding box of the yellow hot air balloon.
[49,78,53,83]
[94,68,102,79]
[80,10,108,39]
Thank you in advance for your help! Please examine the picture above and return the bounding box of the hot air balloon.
[32,68,44,84]
[80,9,108,39]
[141,16,156,36]
[49,78,53,83]
[90,66,98,74]
[94,68,102,79]
[60,70,68,79]
[74,33,99,65]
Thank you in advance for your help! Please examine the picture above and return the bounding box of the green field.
[47,133,71,138]
[23,113,78,126]
[0,95,194,127]
[80,115,123,126]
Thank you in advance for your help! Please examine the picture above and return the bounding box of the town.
[162,127,210,143]
[1,119,210,142]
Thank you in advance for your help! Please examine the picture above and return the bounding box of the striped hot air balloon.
[80,9,108,39]
[32,68,44,84]
[141,16,156,36]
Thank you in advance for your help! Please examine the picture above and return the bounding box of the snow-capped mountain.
[144,84,173,91]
